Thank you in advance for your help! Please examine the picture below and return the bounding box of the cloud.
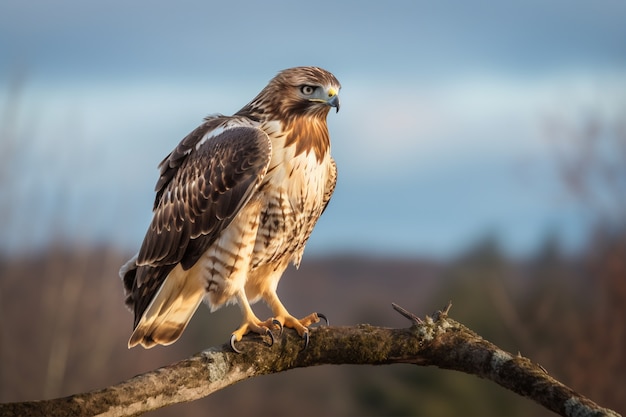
[2,0,626,255]
[333,71,626,181]
[2,0,625,81]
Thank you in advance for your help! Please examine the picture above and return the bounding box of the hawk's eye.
[300,85,316,95]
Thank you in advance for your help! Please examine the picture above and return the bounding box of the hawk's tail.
[120,258,205,349]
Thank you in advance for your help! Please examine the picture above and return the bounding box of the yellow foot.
[230,320,276,353]
[268,313,329,350]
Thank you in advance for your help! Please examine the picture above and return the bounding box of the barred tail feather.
[128,265,205,349]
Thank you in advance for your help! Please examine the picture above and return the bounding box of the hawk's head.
[240,66,341,121]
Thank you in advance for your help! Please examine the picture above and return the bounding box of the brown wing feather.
[128,125,271,326]
[153,116,224,209]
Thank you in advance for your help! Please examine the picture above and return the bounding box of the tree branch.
[0,304,619,417]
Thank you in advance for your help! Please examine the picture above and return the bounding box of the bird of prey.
[120,66,340,352]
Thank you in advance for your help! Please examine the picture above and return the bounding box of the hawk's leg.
[230,291,276,353]
[262,290,327,349]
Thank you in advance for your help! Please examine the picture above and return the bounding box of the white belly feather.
[199,132,333,310]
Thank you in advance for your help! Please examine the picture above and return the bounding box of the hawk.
[120,66,340,351]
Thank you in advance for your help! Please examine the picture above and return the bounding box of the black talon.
[272,319,283,336]
[230,334,242,354]
[300,331,310,352]
[317,313,329,326]
[230,329,275,353]
[266,328,275,347]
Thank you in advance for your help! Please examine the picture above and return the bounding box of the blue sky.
[1,0,625,257]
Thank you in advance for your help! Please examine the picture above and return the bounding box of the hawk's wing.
[130,123,272,324]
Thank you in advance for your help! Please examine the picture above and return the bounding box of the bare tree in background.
[546,107,626,227]
[519,106,626,410]
[0,74,124,403]
[0,72,25,233]
[0,71,26,402]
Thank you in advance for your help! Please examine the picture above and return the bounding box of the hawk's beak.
[309,86,340,112]
[327,91,340,113]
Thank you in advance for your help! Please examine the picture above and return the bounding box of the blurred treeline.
[1,89,624,416]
